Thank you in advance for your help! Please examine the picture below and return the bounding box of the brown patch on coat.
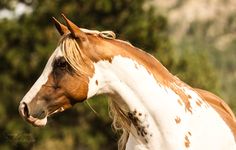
[171,85,192,113]
[184,135,190,148]
[95,80,98,85]
[25,64,89,121]
[127,111,149,143]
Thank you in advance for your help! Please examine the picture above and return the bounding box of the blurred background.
[0,0,235,149]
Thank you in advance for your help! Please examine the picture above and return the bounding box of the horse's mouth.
[48,107,65,117]
[19,102,65,127]
[26,107,64,127]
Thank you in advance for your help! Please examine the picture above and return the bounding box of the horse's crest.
[19,14,236,150]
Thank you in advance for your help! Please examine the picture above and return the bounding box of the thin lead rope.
[80,28,116,39]
[86,101,99,116]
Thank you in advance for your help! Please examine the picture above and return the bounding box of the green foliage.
[0,0,222,149]
[169,38,220,93]
[176,19,236,107]
[213,42,236,109]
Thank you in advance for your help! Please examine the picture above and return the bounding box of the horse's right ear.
[61,14,88,41]
[52,17,69,35]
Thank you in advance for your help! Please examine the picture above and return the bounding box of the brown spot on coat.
[175,116,181,124]
[188,131,192,136]
[196,100,202,107]
[95,80,98,85]
[178,99,183,106]
[184,135,190,148]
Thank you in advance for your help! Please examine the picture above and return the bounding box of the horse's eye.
[55,58,67,70]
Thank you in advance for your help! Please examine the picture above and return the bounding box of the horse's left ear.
[61,14,87,41]
[52,17,69,35]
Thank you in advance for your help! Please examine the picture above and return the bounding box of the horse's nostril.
[23,103,29,117]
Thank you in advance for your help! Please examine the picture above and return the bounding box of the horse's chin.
[31,117,47,127]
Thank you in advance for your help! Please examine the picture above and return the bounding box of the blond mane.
[109,99,131,150]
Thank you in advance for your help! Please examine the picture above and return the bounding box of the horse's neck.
[88,55,189,149]
[88,55,179,115]
[87,53,236,149]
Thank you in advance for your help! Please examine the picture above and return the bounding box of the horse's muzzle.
[19,102,47,127]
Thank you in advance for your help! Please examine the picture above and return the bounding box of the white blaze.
[20,47,63,104]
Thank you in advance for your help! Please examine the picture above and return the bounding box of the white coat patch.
[87,55,236,150]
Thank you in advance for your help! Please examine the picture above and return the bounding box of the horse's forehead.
[50,46,63,62]
[20,46,62,104]
[43,46,63,68]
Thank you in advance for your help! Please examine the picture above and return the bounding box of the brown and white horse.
[19,15,236,150]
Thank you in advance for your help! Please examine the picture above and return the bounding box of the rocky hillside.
[153,0,236,49]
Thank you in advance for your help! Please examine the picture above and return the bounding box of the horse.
[19,14,236,150]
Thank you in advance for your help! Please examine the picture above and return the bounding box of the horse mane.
[109,99,130,150]
[59,35,91,75]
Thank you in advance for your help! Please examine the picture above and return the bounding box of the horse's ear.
[52,17,69,35]
[61,14,87,40]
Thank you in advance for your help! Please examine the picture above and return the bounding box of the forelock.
[58,35,94,76]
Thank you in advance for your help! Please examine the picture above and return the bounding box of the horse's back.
[195,88,236,139]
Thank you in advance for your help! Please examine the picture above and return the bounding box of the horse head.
[18,15,109,126]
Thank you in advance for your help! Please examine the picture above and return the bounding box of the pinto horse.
[19,15,236,150]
